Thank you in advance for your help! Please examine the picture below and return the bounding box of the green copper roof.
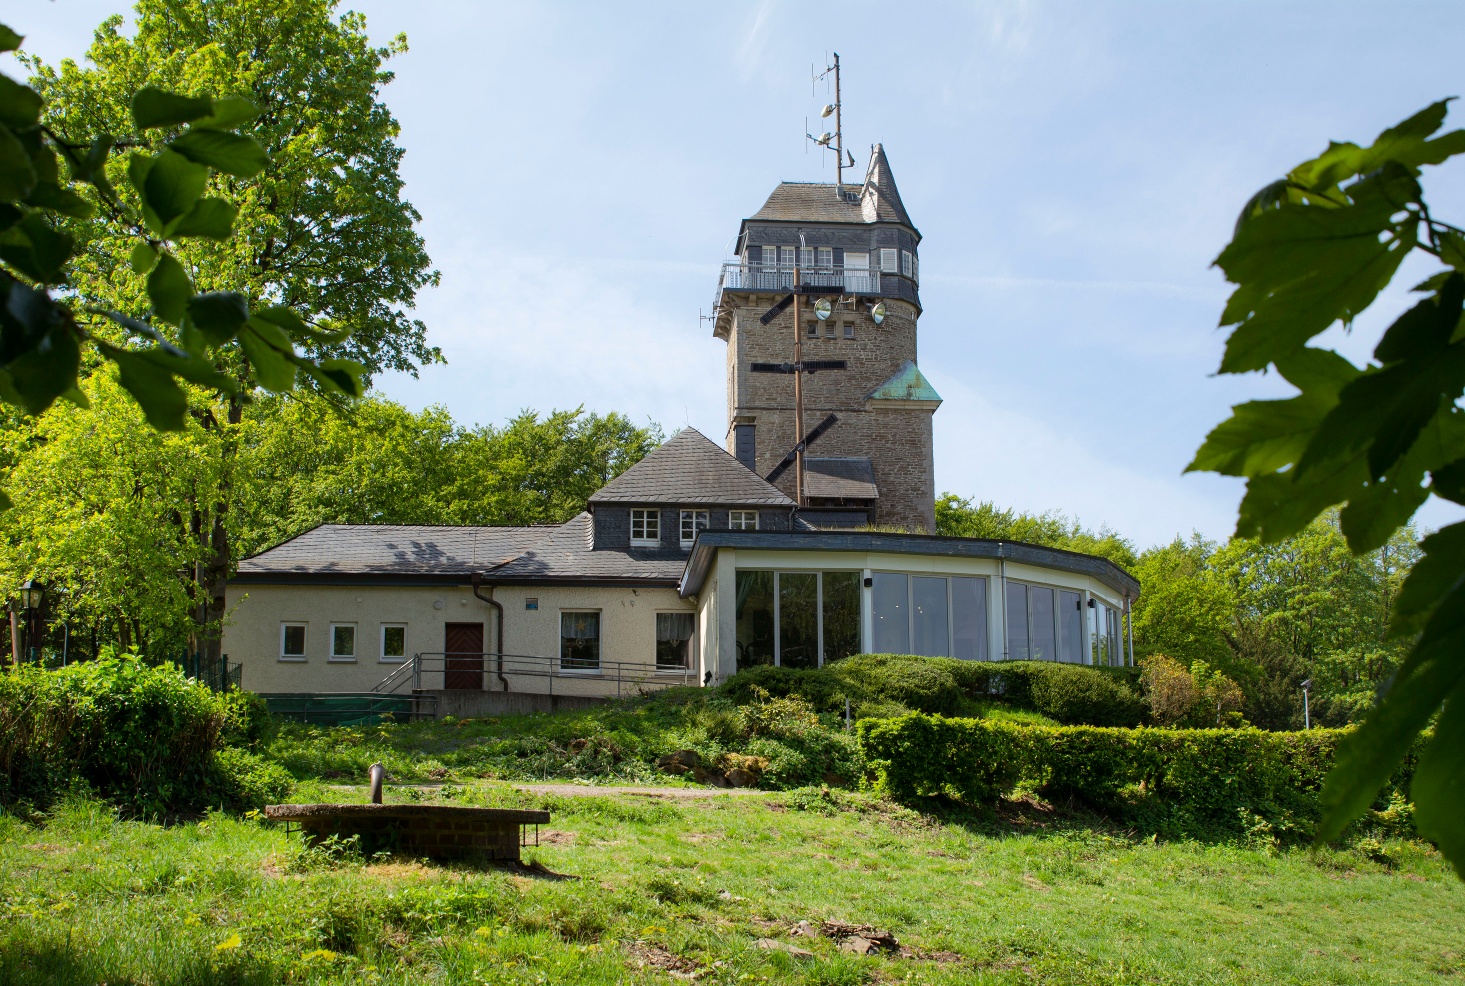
[867,360,942,404]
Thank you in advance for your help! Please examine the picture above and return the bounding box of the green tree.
[1187,100,1465,869]
[934,494,1138,569]
[4,3,437,661]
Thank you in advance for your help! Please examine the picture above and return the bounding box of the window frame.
[879,248,899,272]
[655,611,697,673]
[816,246,833,269]
[280,623,307,662]
[379,623,408,663]
[871,571,992,662]
[843,321,855,339]
[328,623,357,663]
[738,570,864,669]
[630,508,660,547]
[729,510,759,531]
[679,509,710,548]
[901,250,914,277]
[559,610,602,673]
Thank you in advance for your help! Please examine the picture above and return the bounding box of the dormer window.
[680,510,709,548]
[631,509,660,547]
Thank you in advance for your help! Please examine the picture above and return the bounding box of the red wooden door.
[444,623,483,690]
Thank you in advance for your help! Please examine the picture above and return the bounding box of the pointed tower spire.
[859,143,911,225]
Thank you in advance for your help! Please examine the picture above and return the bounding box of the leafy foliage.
[0,653,286,814]
[1138,654,1245,728]
[858,712,1420,840]
[935,495,1139,569]
[0,19,367,436]
[1187,100,1465,870]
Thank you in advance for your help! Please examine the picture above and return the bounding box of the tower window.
[800,246,814,268]
[843,322,855,339]
[817,247,833,268]
[779,246,795,268]
[879,248,899,272]
[680,510,709,547]
[824,320,836,337]
[902,250,914,277]
[631,509,660,546]
[806,322,818,338]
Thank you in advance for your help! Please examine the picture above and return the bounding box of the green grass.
[0,784,1458,985]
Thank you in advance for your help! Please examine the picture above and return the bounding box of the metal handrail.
[715,262,882,297]
[373,651,693,700]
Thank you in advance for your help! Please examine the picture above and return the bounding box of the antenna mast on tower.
[808,53,854,192]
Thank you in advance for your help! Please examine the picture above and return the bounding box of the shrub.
[220,689,276,748]
[0,654,256,815]
[857,712,1417,840]
[207,747,294,811]
[1140,655,1245,728]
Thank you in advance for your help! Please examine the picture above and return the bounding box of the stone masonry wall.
[722,297,936,531]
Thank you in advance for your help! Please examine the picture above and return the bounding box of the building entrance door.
[444,622,483,690]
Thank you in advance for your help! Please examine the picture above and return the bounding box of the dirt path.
[506,782,768,799]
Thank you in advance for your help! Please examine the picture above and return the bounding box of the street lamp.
[17,579,43,666]
[1300,678,1312,730]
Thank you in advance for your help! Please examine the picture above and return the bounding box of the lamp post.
[1300,678,1312,730]
[17,579,43,666]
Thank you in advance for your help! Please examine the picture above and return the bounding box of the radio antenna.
[806,53,846,192]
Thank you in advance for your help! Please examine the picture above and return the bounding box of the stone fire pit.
[264,803,551,861]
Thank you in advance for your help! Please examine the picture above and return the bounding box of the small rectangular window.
[330,624,356,661]
[843,322,854,339]
[824,320,836,337]
[902,250,914,277]
[680,509,709,547]
[879,248,898,272]
[630,508,659,546]
[816,246,833,268]
[525,597,539,611]
[380,624,406,661]
[779,246,795,267]
[799,246,814,268]
[561,611,600,671]
[281,623,306,660]
[729,510,759,530]
[656,612,695,671]
[806,321,818,337]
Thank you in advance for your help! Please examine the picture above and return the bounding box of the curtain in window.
[561,612,600,639]
[657,612,694,642]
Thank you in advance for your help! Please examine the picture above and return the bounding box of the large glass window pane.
[656,612,694,671]
[821,572,861,663]
[1030,586,1056,662]
[560,612,600,670]
[778,573,819,668]
[1059,590,1083,663]
[872,573,909,654]
[912,576,949,657]
[951,577,987,661]
[1091,603,1111,666]
[735,571,775,670]
[1006,581,1030,660]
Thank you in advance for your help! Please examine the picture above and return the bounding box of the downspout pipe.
[471,573,508,692]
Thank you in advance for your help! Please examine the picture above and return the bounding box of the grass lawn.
[0,779,1459,986]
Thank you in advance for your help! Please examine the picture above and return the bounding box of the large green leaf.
[24,180,96,219]
[0,75,42,130]
[168,129,267,178]
[141,150,208,229]
[0,121,36,201]
[1412,685,1465,871]
[101,344,188,430]
[1340,407,1465,553]
[1214,167,1419,373]
[0,213,74,284]
[3,320,80,415]
[169,197,237,240]
[0,25,22,53]
[186,292,248,346]
[1392,521,1465,626]
[1235,457,1368,544]
[238,325,296,391]
[130,87,212,131]
[145,253,191,325]
[190,96,259,131]
[254,305,352,345]
[300,357,366,398]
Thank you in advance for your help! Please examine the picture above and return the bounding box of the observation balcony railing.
[715,262,881,301]
[373,652,695,700]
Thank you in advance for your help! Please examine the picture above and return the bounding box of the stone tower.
[711,144,941,532]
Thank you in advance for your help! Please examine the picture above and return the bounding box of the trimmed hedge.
[856,712,1415,838]
[723,654,1146,727]
[0,656,290,815]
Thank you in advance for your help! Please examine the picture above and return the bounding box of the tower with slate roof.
[711,144,940,532]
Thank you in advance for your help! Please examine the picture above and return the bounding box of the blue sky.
[16,1,1465,548]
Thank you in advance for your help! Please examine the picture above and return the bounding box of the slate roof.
[749,144,913,228]
[804,457,878,499]
[867,360,942,404]
[235,525,545,578]
[486,513,687,584]
[587,428,795,507]
[796,509,873,530]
